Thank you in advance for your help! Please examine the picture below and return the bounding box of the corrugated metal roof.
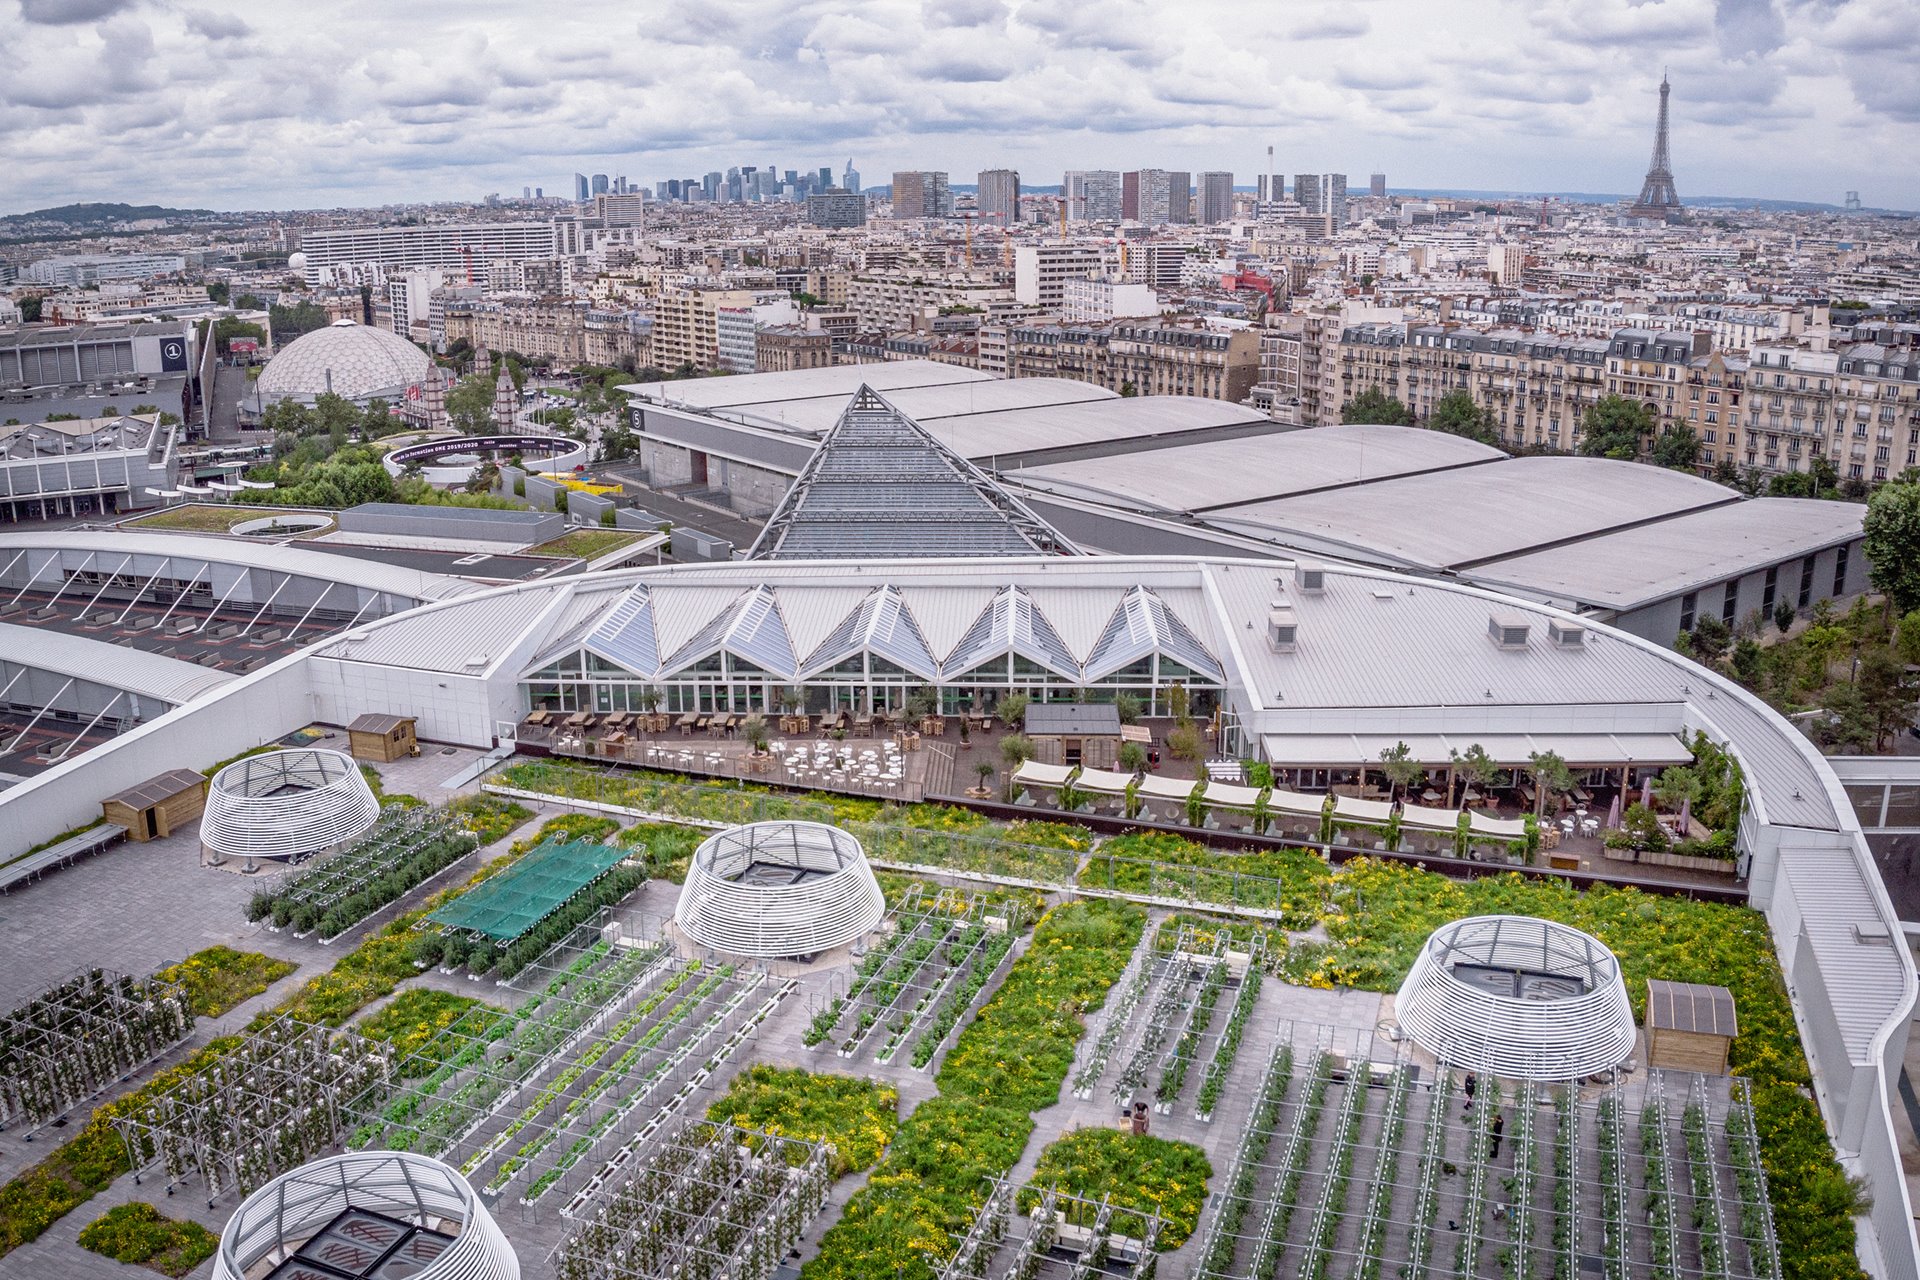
[1779,842,1911,1059]
[314,589,548,671]
[1204,456,1737,572]
[1006,423,1503,513]
[1470,497,1866,610]
[0,530,479,602]
[621,361,994,413]
[896,585,1003,659]
[650,585,750,658]
[104,768,206,809]
[0,622,237,705]
[1024,586,1127,662]
[775,585,877,660]
[725,377,1117,438]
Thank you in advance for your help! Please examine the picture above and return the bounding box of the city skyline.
[2,0,1917,214]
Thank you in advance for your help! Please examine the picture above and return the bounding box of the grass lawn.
[527,528,645,561]
[153,946,297,1018]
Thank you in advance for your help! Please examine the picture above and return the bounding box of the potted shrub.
[638,686,669,732]
[969,761,995,799]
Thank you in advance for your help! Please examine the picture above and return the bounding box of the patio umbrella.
[1678,795,1691,833]
[1606,793,1622,829]
[1639,777,1653,809]
[1420,788,1441,803]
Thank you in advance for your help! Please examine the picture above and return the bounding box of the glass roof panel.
[581,586,658,677]
[723,587,797,678]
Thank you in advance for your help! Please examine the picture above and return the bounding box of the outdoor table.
[565,711,591,727]
[525,710,551,726]
[676,712,699,735]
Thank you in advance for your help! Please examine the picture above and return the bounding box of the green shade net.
[428,839,628,941]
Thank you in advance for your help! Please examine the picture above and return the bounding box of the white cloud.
[0,0,1912,211]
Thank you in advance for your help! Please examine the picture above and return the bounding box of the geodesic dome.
[675,821,885,958]
[255,320,431,405]
[1393,914,1637,1080]
[201,748,380,864]
[212,1151,518,1280]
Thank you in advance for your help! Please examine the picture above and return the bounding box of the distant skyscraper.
[1197,171,1234,224]
[806,188,867,229]
[1123,170,1181,224]
[522,186,531,199]
[817,166,833,189]
[1063,170,1121,222]
[1324,173,1348,224]
[591,174,609,196]
[891,171,952,219]
[843,159,860,193]
[615,176,628,194]
[1166,171,1192,224]
[1370,172,1387,198]
[1292,174,1320,215]
[574,173,589,202]
[977,169,1020,225]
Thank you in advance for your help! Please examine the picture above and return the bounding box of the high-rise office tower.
[1292,174,1321,215]
[616,176,628,194]
[574,173,590,202]
[843,159,860,193]
[1123,170,1180,224]
[1370,172,1387,197]
[1166,171,1192,223]
[704,172,722,201]
[1197,171,1234,224]
[1063,171,1122,222]
[891,171,952,218]
[522,186,531,199]
[977,169,1020,225]
[591,174,610,196]
[817,166,833,189]
[1324,173,1348,224]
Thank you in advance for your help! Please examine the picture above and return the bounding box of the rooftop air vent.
[1488,614,1531,650]
[1267,606,1297,653]
[1294,561,1327,594]
[1547,619,1586,649]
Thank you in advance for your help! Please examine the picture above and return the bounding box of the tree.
[19,297,42,322]
[1119,741,1148,774]
[268,300,330,343]
[1377,740,1422,802]
[1341,385,1413,426]
[445,374,496,435]
[1450,743,1500,800]
[1896,611,1920,667]
[1577,396,1656,461]
[205,280,230,304]
[1731,638,1764,688]
[1857,646,1914,750]
[1119,381,1138,398]
[1687,615,1732,664]
[1424,390,1498,445]
[1773,601,1796,634]
[1651,424,1700,472]
[1527,750,1575,816]
[1865,479,1920,614]
[996,693,1030,730]
[1711,459,1740,487]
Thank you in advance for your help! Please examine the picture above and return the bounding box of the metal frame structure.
[116,1015,390,1203]
[346,921,790,1217]
[201,747,382,865]
[1187,1031,1780,1280]
[250,804,477,939]
[941,1177,1165,1280]
[675,821,885,958]
[549,1119,832,1280]
[0,967,192,1131]
[1393,914,1638,1080]
[748,384,1077,560]
[211,1151,520,1280]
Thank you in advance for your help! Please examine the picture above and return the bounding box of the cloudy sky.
[3,0,1916,214]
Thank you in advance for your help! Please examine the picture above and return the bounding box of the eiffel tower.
[1630,74,1682,219]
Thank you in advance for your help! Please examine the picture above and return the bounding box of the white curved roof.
[676,821,885,957]
[0,622,235,705]
[256,320,432,403]
[200,748,380,862]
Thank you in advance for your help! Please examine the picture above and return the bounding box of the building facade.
[891,172,953,219]
[976,170,1020,225]
[1196,171,1235,225]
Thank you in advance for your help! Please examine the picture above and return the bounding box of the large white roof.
[0,622,235,705]
[0,529,480,603]
[622,360,993,414]
[256,321,432,403]
[1004,423,1504,513]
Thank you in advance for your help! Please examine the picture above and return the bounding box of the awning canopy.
[1334,795,1395,825]
[1260,731,1694,769]
[1135,773,1200,802]
[1268,788,1327,817]
[1012,760,1077,789]
[1400,804,1464,833]
[1201,781,1263,810]
[1074,767,1135,796]
[1468,811,1531,840]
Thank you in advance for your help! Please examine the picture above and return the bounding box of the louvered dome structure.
[748,385,1076,559]
[526,572,1228,718]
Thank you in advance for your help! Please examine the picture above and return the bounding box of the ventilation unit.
[1547,619,1586,649]
[1488,615,1531,650]
[1267,604,1297,653]
[1293,561,1327,594]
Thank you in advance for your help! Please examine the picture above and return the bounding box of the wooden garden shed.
[1645,978,1737,1075]
[1023,703,1122,769]
[347,713,419,763]
[101,768,208,842]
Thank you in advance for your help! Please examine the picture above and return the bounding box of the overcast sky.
[3,0,1916,215]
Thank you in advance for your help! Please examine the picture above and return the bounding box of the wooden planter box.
[1601,846,1737,875]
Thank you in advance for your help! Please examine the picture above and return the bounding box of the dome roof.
[256,320,431,404]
